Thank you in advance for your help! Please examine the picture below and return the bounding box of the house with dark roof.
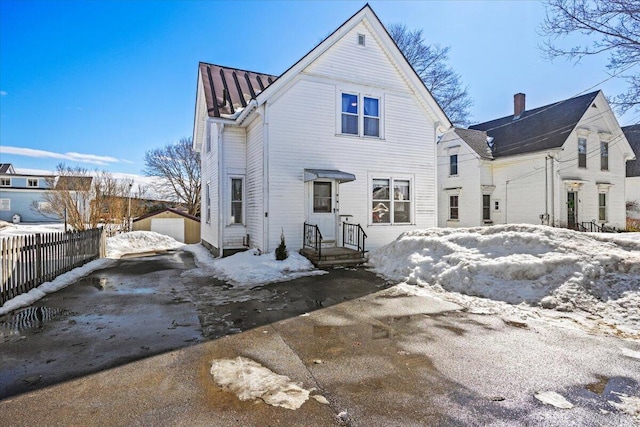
[623,124,640,221]
[0,164,57,222]
[438,91,635,230]
[192,5,450,259]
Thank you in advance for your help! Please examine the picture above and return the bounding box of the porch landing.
[299,247,366,267]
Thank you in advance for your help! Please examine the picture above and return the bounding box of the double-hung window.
[205,182,211,224]
[482,195,491,221]
[578,138,587,168]
[0,199,10,211]
[371,177,411,224]
[450,155,458,176]
[0,178,10,186]
[341,92,380,137]
[600,141,609,171]
[27,178,38,188]
[230,178,243,225]
[449,195,459,220]
[598,193,607,222]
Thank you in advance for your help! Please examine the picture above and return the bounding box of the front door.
[567,191,577,229]
[308,181,336,244]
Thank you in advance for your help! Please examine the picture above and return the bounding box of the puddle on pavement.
[0,306,75,343]
[585,375,610,395]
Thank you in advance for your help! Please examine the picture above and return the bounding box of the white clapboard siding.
[246,115,264,250]
[221,126,247,248]
[201,121,219,251]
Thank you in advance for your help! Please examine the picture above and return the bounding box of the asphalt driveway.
[1,250,639,426]
[0,250,391,400]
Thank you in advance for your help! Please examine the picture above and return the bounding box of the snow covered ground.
[368,224,640,340]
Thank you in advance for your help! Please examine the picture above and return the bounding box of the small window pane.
[601,142,609,171]
[313,182,332,213]
[599,193,607,221]
[342,114,358,135]
[372,202,390,223]
[483,195,491,220]
[342,93,358,114]
[372,179,389,200]
[364,97,378,117]
[364,117,379,137]
[394,180,409,200]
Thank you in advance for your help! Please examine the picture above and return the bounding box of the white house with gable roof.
[192,5,450,262]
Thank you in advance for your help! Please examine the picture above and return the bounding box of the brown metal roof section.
[199,63,277,118]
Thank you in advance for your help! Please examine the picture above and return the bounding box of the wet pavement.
[1,251,640,426]
[0,251,391,400]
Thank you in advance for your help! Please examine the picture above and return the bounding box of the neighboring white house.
[192,5,450,257]
[624,124,640,223]
[438,91,636,230]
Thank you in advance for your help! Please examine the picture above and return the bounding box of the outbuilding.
[132,208,200,244]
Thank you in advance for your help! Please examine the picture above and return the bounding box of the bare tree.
[36,164,94,230]
[143,137,201,216]
[540,0,640,114]
[388,23,473,126]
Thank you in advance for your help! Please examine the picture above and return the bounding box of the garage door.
[150,218,185,243]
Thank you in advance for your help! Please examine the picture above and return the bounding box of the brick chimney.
[514,93,526,117]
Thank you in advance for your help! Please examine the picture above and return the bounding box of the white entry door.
[307,180,336,244]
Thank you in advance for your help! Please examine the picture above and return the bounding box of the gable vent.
[358,34,366,46]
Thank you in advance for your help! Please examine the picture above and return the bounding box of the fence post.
[36,233,43,283]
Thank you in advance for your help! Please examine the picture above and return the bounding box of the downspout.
[545,156,549,225]
[550,154,555,226]
[217,123,225,257]
[505,180,509,224]
[433,121,441,227]
[262,102,270,252]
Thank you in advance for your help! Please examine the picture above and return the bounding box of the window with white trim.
[27,178,38,188]
[598,193,607,222]
[0,178,10,186]
[0,199,10,211]
[340,92,381,137]
[449,195,459,220]
[205,182,211,224]
[230,178,243,225]
[482,195,491,221]
[578,138,587,168]
[450,155,458,176]
[371,177,411,224]
[600,141,608,171]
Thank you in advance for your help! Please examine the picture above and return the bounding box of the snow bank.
[106,231,184,258]
[368,225,640,338]
[210,356,310,410]
[182,247,326,287]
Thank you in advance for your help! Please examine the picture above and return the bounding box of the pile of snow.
[0,222,66,236]
[106,231,184,258]
[210,356,310,410]
[368,225,640,339]
[183,247,326,287]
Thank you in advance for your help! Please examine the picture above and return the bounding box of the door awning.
[304,169,356,183]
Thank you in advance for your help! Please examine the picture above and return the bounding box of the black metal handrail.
[580,220,603,233]
[343,222,367,255]
[303,223,323,258]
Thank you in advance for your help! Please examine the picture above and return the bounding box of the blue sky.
[0,0,636,178]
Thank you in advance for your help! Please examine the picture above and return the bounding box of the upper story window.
[0,178,10,186]
[27,178,38,187]
[341,92,381,138]
[578,138,587,168]
[450,155,458,176]
[600,141,609,171]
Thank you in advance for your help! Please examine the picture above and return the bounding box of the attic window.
[592,103,597,108]
[358,34,366,46]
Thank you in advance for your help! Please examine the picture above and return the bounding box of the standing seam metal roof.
[199,63,277,118]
